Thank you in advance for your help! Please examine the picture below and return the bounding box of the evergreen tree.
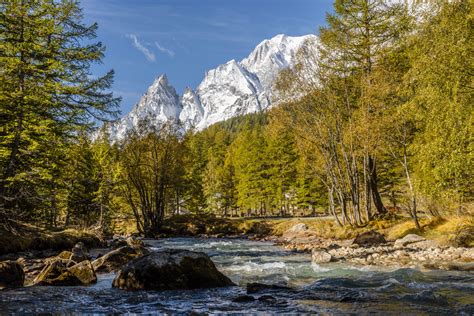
[64,134,99,227]
[0,0,120,220]
[232,125,270,216]
[407,0,473,212]
[318,0,410,217]
[266,117,299,215]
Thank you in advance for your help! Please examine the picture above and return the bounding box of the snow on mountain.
[241,34,308,90]
[179,87,204,130]
[108,74,181,140]
[107,34,317,141]
[195,59,264,130]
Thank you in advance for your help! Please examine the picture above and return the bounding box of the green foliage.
[0,0,119,222]
[1,0,471,237]
[406,0,473,207]
[119,124,186,236]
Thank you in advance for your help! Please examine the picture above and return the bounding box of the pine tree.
[318,0,410,217]
[0,0,120,220]
[407,0,473,212]
[64,134,99,227]
[266,117,299,216]
[182,131,208,213]
[90,133,122,231]
[232,125,270,216]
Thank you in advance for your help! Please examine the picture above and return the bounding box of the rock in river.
[112,249,235,291]
[34,259,96,286]
[92,245,148,273]
[246,282,292,294]
[0,261,24,288]
[312,249,333,263]
[69,242,89,264]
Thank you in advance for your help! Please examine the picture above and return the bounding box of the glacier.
[106,34,318,141]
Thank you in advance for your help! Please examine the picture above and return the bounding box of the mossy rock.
[34,259,81,286]
[92,246,148,273]
[34,259,96,286]
[0,261,24,288]
[112,249,235,291]
[57,251,73,260]
[68,260,96,284]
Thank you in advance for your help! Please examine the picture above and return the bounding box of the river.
[1,238,473,314]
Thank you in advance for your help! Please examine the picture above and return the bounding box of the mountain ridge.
[106,33,317,141]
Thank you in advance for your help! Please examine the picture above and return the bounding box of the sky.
[81,0,334,115]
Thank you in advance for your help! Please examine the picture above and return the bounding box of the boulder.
[34,259,80,286]
[109,238,128,249]
[443,262,474,272]
[0,261,24,288]
[34,258,97,286]
[70,242,88,264]
[286,223,308,234]
[258,295,277,303]
[246,282,291,294]
[67,260,97,284]
[394,234,426,247]
[352,231,386,247]
[312,249,333,263]
[92,245,148,273]
[112,249,235,291]
[232,295,256,303]
[126,236,144,248]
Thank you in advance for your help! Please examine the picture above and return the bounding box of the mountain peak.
[148,74,170,91]
[107,34,316,141]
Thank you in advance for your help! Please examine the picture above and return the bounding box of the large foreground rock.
[112,249,235,291]
[92,246,148,273]
[0,261,24,288]
[34,259,96,286]
[352,231,386,247]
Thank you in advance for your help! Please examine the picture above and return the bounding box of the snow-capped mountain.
[107,34,317,141]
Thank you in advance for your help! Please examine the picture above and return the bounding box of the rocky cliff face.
[107,34,318,141]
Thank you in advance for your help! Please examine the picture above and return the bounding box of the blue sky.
[81,0,333,114]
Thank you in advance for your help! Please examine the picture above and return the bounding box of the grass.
[157,213,474,247]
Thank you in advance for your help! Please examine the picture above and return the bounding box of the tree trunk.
[368,156,386,215]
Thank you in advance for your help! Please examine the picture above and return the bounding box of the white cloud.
[155,42,175,57]
[126,34,156,62]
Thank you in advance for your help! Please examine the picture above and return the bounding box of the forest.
[0,0,472,238]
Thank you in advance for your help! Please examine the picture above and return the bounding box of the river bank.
[0,221,104,256]
[271,224,474,271]
[156,214,474,271]
[1,214,472,272]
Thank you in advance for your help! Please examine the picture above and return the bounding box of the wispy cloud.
[126,34,156,62]
[155,42,175,57]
